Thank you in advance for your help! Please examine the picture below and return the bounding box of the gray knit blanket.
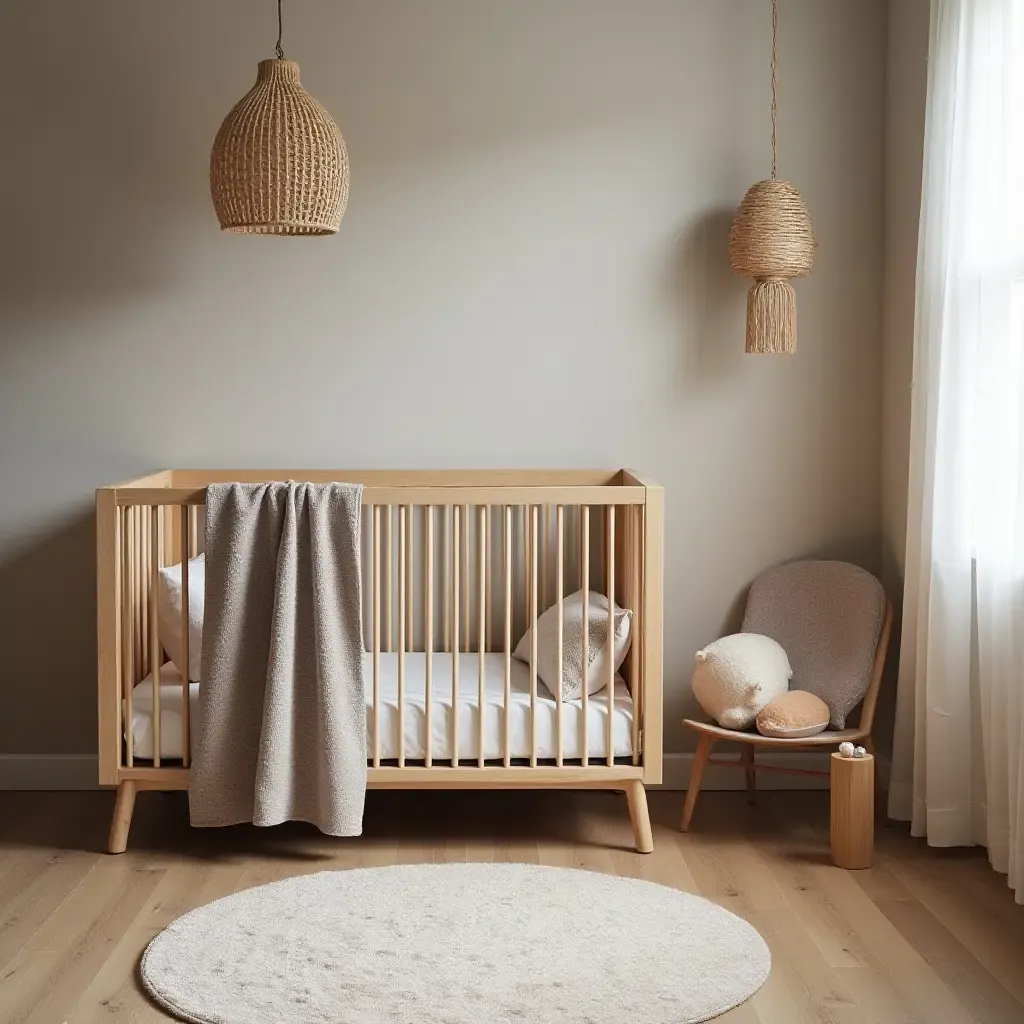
[189,482,366,836]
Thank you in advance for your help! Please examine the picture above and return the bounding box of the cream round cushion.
[691,633,792,731]
[756,690,830,738]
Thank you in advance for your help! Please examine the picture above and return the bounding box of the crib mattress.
[126,652,635,763]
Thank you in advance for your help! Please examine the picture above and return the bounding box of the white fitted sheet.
[127,653,634,763]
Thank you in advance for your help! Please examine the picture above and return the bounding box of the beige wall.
[0,0,886,764]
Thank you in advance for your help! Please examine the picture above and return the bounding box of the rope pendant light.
[729,0,815,354]
[210,0,349,235]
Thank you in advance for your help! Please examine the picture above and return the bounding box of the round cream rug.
[141,863,770,1024]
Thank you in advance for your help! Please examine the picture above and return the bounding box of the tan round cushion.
[755,690,830,738]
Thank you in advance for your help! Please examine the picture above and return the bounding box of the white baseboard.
[0,751,836,792]
[0,755,100,790]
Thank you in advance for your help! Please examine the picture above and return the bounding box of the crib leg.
[108,780,137,854]
[625,780,654,854]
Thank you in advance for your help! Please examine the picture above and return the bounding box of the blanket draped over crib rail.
[188,481,366,835]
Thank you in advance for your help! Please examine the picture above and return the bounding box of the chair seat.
[682,718,866,747]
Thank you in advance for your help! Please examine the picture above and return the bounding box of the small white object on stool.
[853,745,867,758]
[838,741,855,758]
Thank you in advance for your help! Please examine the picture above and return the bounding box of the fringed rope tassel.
[746,278,797,354]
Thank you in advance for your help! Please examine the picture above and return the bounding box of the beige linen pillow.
[157,553,205,681]
[513,590,631,701]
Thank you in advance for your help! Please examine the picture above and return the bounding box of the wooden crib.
[96,470,663,854]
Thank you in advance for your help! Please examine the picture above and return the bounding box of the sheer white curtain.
[890,0,1024,902]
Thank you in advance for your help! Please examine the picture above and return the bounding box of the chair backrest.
[741,560,889,731]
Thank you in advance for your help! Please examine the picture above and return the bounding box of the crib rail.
[96,471,663,791]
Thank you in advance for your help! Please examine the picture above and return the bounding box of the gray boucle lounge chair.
[681,560,893,831]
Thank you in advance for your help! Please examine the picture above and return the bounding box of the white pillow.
[513,590,632,701]
[690,632,791,731]
[156,553,205,681]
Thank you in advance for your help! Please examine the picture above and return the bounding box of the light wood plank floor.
[0,789,1021,1023]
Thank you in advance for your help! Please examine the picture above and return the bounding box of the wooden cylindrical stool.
[830,752,874,869]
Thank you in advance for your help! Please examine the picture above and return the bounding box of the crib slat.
[606,506,615,767]
[117,507,128,769]
[478,506,487,768]
[398,505,407,768]
[540,506,548,614]
[486,507,493,654]
[188,505,200,558]
[140,508,149,676]
[521,505,528,644]
[115,507,124,771]
[639,504,647,759]
[556,505,564,767]
[122,507,134,768]
[180,512,191,768]
[385,505,393,653]
[129,503,137,679]
[530,504,538,768]
[129,507,136,680]
[425,506,434,769]
[451,504,461,766]
[372,505,381,768]
[575,506,583,593]
[503,505,512,769]
[150,506,161,768]
[157,507,165,569]
[163,506,173,566]
[581,506,590,767]
[630,505,641,766]
[443,506,450,654]
[406,505,414,654]
[461,504,469,653]
[134,506,142,678]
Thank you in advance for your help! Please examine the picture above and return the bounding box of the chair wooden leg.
[742,745,756,804]
[681,735,715,832]
[108,780,137,855]
[625,780,654,854]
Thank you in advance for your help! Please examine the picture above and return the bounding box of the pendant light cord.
[275,0,285,60]
[770,0,778,180]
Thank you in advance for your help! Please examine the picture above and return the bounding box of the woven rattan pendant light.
[729,0,815,354]
[210,0,348,235]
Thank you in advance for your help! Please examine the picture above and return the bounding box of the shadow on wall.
[873,536,906,760]
[662,206,750,390]
[0,511,97,756]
